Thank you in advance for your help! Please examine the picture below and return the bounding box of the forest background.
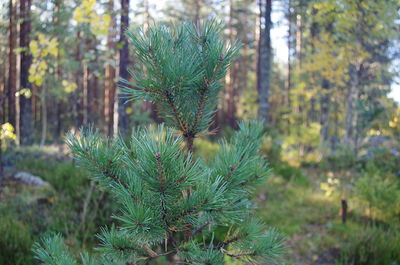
[0,0,400,264]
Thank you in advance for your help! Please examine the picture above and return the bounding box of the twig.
[191,221,210,238]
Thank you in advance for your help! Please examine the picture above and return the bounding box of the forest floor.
[0,145,374,265]
[258,169,343,265]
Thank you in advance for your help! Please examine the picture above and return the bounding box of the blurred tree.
[19,0,33,145]
[118,0,130,136]
[104,0,117,137]
[8,0,17,129]
[257,0,272,123]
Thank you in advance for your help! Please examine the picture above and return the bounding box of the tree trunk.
[285,0,292,112]
[8,0,17,128]
[224,0,237,128]
[118,0,130,136]
[105,0,116,136]
[74,30,83,128]
[82,63,88,126]
[344,65,360,149]
[19,0,33,145]
[320,79,330,146]
[0,71,6,178]
[40,83,47,146]
[308,6,319,124]
[54,0,63,140]
[295,12,302,64]
[257,0,272,123]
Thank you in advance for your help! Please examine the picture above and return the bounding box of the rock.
[13,171,50,187]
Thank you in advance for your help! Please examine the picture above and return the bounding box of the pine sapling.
[34,21,285,265]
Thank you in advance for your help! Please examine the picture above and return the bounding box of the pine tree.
[33,21,285,265]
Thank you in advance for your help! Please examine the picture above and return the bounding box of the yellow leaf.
[29,40,40,57]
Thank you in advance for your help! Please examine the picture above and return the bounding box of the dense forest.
[0,0,400,264]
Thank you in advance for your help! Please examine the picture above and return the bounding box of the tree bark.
[74,30,83,129]
[54,0,63,140]
[320,79,330,145]
[257,0,272,123]
[82,39,90,126]
[19,0,33,145]
[8,0,17,128]
[40,83,47,146]
[105,0,116,136]
[295,12,302,64]
[344,65,360,150]
[118,0,130,136]
[224,0,237,128]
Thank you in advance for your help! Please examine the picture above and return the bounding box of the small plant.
[33,21,285,264]
[354,168,400,224]
[340,226,400,265]
[0,217,33,265]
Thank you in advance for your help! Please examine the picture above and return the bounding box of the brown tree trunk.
[8,0,17,128]
[104,0,116,136]
[74,30,83,128]
[224,0,237,128]
[118,0,130,136]
[54,0,63,140]
[257,0,272,123]
[19,0,33,145]
[0,68,7,178]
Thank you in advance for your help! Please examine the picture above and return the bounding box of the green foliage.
[33,234,78,265]
[16,159,88,195]
[0,217,34,265]
[281,123,322,167]
[53,121,284,264]
[353,166,400,224]
[0,150,115,262]
[319,146,358,171]
[272,161,307,184]
[120,21,240,138]
[361,148,400,175]
[340,226,400,265]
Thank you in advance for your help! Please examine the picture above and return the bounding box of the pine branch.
[190,51,224,135]
[222,249,255,259]
[165,90,188,134]
[190,221,210,238]
[222,233,249,247]
[148,47,189,134]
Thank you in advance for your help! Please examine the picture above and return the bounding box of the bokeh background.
[0,0,400,264]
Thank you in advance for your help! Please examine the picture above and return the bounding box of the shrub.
[340,226,400,265]
[353,169,400,224]
[0,216,34,265]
